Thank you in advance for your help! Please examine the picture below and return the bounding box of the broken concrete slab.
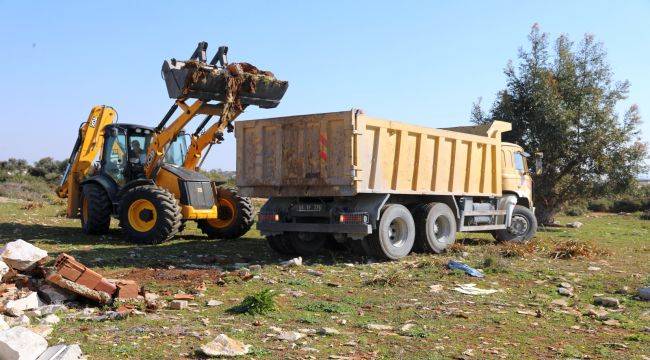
[37,285,75,305]
[0,326,48,360]
[4,292,44,316]
[200,334,251,357]
[53,254,116,296]
[35,344,83,360]
[45,273,111,304]
[169,300,188,310]
[1,240,48,271]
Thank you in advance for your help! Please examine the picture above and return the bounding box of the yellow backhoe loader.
[56,42,288,244]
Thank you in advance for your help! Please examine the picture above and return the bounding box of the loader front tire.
[119,185,181,244]
[80,183,112,235]
[197,188,254,239]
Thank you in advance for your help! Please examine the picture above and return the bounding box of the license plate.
[295,203,322,212]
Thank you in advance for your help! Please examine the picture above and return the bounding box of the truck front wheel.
[493,205,537,243]
[367,204,415,260]
[414,202,457,253]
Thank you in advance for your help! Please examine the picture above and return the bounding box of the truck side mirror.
[534,152,543,175]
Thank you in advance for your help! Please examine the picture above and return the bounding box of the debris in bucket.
[447,260,485,278]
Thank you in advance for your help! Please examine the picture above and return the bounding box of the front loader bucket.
[162,59,288,109]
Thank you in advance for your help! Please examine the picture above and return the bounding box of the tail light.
[259,213,280,222]
[339,212,368,224]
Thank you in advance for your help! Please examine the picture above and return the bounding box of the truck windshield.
[165,135,188,166]
[514,152,526,172]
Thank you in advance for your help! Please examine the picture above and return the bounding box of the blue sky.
[1,1,648,174]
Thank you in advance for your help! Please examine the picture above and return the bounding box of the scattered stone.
[587,266,601,271]
[41,314,60,325]
[207,300,223,307]
[615,286,630,295]
[516,309,538,317]
[277,331,304,342]
[566,221,583,229]
[429,284,444,293]
[249,265,262,272]
[585,308,609,320]
[200,334,251,357]
[0,326,48,360]
[5,292,43,316]
[174,294,194,301]
[37,285,75,305]
[29,325,53,338]
[0,261,9,280]
[638,287,650,301]
[169,300,188,310]
[558,287,573,297]
[115,280,140,300]
[1,240,48,271]
[603,319,621,327]
[81,308,95,316]
[453,283,498,295]
[594,296,620,309]
[551,298,569,307]
[318,327,340,336]
[365,323,393,331]
[35,344,83,360]
[280,257,302,267]
[0,317,8,331]
[306,269,324,277]
[400,323,415,332]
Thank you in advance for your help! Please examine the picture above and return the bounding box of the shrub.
[611,197,643,213]
[564,206,586,216]
[640,210,650,221]
[227,289,276,315]
[587,199,613,212]
[498,240,540,258]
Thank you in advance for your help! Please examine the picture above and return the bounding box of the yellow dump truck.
[236,110,540,259]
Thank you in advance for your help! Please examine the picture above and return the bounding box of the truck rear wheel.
[366,204,415,260]
[119,185,182,244]
[266,234,295,254]
[197,188,254,239]
[80,183,112,235]
[493,205,537,243]
[414,202,457,253]
[288,233,327,256]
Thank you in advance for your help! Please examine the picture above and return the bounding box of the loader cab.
[101,124,154,185]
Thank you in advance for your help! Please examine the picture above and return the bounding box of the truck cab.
[501,143,534,210]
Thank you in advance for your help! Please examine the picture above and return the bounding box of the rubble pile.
[0,239,145,360]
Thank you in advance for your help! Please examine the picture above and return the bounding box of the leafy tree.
[0,158,29,173]
[29,157,66,178]
[472,24,647,224]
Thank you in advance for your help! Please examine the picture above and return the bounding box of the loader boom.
[183,106,244,171]
[57,106,116,217]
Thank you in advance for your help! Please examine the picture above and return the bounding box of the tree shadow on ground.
[0,222,364,270]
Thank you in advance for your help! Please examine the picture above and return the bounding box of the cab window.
[103,132,127,185]
[514,152,526,172]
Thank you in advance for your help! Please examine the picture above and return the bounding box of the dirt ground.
[0,201,648,359]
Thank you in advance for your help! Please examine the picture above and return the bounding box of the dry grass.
[549,239,611,259]
[21,202,44,211]
[498,240,542,258]
[447,242,467,254]
[364,269,405,287]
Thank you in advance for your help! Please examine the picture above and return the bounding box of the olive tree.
[472,24,647,224]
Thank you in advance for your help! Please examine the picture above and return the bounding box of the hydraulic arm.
[57,106,116,217]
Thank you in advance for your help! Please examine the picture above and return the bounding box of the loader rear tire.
[80,183,112,235]
[266,234,296,255]
[366,204,415,260]
[119,185,181,244]
[197,188,254,239]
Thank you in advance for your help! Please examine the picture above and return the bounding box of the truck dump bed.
[236,110,511,198]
